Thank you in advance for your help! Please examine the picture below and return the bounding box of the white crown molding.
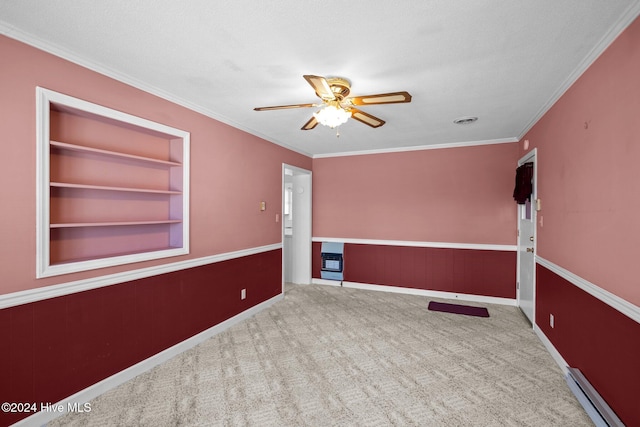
[537,256,640,325]
[517,2,640,140]
[312,237,517,252]
[0,243,282,310]
[12,293,283,427]
[0,23,313,159]
[313,137,518,159]
[341,281,517,307]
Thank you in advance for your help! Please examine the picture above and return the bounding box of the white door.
[282,165,312,287]
[517,150,536,325]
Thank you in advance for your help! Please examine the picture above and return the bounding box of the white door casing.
[517,149,537,325]
[282,165,312,287]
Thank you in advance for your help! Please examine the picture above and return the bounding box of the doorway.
[282,165,312,290]
[517,149,537,325]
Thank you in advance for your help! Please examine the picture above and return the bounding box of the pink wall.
[520,15,640,306]
[313,143,519,245]
[0,35,311,295]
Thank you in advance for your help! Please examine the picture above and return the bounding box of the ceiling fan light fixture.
[255,75,412,131]
[313,101,351,128]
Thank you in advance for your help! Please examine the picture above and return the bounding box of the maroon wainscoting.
[0,249,281,426]
[536,264,640,426]
[312,241,322,279]
[313,242,515,298]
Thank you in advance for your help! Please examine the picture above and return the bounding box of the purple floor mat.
[428,301,490,317]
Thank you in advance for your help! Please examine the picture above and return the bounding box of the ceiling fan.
[254,75,412,130]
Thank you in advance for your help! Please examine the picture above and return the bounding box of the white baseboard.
[13,293,284,427]
[341,281,517,306]
[534,325,569,375]
[312,278,342,287]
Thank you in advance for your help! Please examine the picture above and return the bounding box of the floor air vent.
[566,367,624,427]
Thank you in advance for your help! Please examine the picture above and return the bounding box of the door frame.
[516,148,537,326]
[281,164,312,291]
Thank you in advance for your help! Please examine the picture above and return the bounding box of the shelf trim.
[50,140,182,166]
[50,181,182,195]
[51,220,182,228]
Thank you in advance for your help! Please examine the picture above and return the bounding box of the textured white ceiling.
[2,1,640,157]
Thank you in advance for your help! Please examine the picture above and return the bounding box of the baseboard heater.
[566,367,624,427]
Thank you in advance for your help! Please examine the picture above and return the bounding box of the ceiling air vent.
[453,116,478,125]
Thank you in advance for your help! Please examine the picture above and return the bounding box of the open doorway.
[282,164,312,292]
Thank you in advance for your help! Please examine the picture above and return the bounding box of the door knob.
[526,247,534,253]
[529,236,534,242]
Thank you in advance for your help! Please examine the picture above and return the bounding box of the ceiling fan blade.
[303,75,336,101]
[301,116,318,130]
[254,103,316,111]
[350,108,386,128]
[348,91,412,106]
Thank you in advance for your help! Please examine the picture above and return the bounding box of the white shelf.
[50,140,182,167]
[50,182,182,195]
[51,220,182,228]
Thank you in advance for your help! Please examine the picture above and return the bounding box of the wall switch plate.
[241,289,246,300]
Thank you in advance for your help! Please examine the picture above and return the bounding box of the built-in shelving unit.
[37,87,190,278]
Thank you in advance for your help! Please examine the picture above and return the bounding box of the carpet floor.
[49,283,592,426]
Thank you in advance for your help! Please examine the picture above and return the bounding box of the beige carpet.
[49,283,592,426]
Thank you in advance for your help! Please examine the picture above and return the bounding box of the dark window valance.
[513,162,533,204]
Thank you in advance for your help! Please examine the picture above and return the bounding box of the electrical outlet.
[550,313,554,328]
[241,289,246,300]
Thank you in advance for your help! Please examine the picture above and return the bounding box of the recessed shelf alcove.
[36,87,190,277]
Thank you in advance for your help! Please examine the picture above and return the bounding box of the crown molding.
[517,2,640,140]
[0,23,313,159]
[313,137,518,159]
